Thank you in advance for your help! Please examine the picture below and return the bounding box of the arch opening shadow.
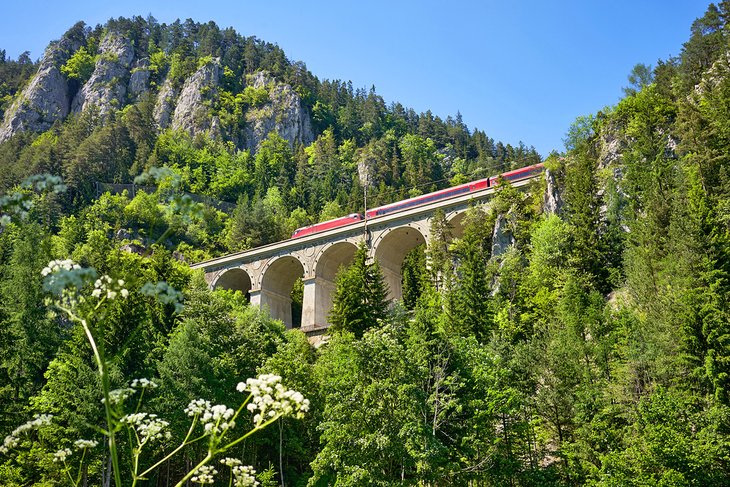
[214,268,252,302]
[447,211,467,240]
[309,242,359,328]
[260,256,305,329]
[374,227,426,302]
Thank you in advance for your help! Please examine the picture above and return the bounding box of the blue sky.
[0,1,711,156]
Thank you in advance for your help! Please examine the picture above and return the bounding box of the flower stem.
[138,416,202,479]
[173,451,213,487]
[62,305,122,487]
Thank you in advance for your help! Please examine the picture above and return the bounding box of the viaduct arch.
[192,177,537,335]
[372,226,427,301]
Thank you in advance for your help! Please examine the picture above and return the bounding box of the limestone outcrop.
[0,29,83,142]
[71,32,135,115]
[244,71,313,150]
[543,168,564,215]
[153,78,177,130]
[171,60,221,135]
[128,59,151,100]
[491,213,515,258]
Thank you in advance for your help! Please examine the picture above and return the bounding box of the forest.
[1,2,730,485]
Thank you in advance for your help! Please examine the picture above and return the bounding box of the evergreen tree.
[328,243,388,337]
[447,208,493,341]
[401,244,427,310]
[426,208,453,292]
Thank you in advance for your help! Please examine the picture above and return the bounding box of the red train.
[291,213,363,239]
[290,163,543,239]
[365,163,544,219]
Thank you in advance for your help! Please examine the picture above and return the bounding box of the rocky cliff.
[244,71,313,150]
[543,168,564,215]
[0,28,83,142]
[71,32,135,115]
[1,28,314,154]
[171,60,220,136]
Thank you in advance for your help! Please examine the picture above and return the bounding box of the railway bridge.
[191,177,536,336]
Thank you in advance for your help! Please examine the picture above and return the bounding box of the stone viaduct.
[191,177,536,337]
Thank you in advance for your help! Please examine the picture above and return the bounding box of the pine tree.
[427,208,453,292]
[328,243,388,337]
[401,244,427,309]
[447,209,493,341]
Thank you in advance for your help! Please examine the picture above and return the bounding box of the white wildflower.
[89,274,128,301]
[53,448,72,462]
[104,387,135,405]
[122,413,170,444]
[41,259,80,276]
[201,404,235,435]
[0,414,53,454]
[191,464,217,484]
[74,439,98,450]
[239,374,309,427]
[131,378,158,389]
[121,412,149,426]
[232,464,259,487]
[185,399,211,417]
[137,416,170,443]
[221,457,242,467]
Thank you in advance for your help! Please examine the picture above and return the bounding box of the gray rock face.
[356,150,376,186]
[153,78,177,129]
[491,213,515,258]
[437,146,457,174]
[0,34,82,142]
[543,168,564,215]
[597,120,627,170]
[128,59,151,99]
[171,60,220,135]
[695,50,730,96]
[245,71,314,151]
[72,32,135,115]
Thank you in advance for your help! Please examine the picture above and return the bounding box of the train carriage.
[290,163,544,238]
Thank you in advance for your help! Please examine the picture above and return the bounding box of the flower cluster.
[0,414,53,454]
[20,173,66,194]
[221,457,242,467]
[41,259,97,301]
[0,174,65,227]
[104,387,135,406]
[191,464,217,484]
[91,275,129,300]
[42,260,131,310]
[131,378,158,389]
[231,464,259,487]
[185,399,211,417]
[41,259,81,276]
[53,448,72,462]
[185,399,236,435]
[73,439,98,450]
[121,413,171,444]
[238,374,310,427]
[202,404,236,434]
[140,281,184,313]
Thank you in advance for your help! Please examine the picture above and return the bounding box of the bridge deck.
[191,177,536,272]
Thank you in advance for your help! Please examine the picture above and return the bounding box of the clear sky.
[0,1,712,156]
